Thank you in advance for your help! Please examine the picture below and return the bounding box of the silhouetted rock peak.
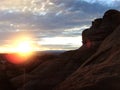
[103,9,120,19]
[82,9,120,49]
[91,18,102,28]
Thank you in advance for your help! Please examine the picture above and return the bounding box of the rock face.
[1,9,120,90]
[55,9,120,90]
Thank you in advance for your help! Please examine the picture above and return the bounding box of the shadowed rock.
[54,10,120,90]
[0,65,15,90]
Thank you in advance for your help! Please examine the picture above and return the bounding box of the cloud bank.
[0,0,120,51]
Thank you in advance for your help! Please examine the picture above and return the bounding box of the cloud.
[0,0,120,51]
[0,0,114,32]
[40,44,79,50]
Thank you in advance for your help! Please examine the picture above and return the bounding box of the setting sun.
[5,36,36,64]
[17,41,32,53]
[15,40,33,57]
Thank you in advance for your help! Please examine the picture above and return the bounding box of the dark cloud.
[0,0,111,33]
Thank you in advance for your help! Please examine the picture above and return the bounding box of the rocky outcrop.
[60,9,120,65]
[54,10,120,90]
[55,23,120,90]
[82,9,120,46]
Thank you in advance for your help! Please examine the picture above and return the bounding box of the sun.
[6,36,35,64]
[14,36,34,54]
[16,41,33,56]
[17,41,31,53]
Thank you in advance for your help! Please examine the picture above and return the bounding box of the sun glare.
[5,36,36,64]
[16,40,33,57]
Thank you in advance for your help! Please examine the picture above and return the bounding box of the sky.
[0,0,120,52]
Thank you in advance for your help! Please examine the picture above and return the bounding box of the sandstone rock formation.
[55,18,120,90]
[54,9,120,90]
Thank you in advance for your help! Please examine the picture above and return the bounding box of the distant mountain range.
[36,50,66,55]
